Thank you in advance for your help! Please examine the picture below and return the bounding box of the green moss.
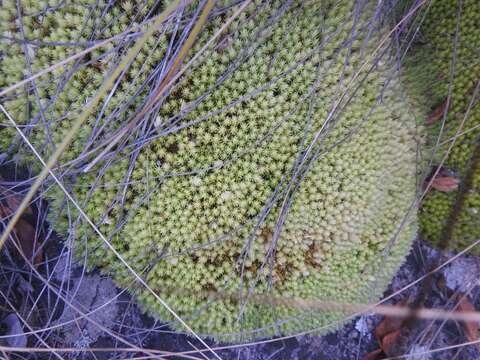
[406,0,480,253]
[1,0,419,341]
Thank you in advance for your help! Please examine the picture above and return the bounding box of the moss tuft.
[1,0,420,341]
[406,0,480,253]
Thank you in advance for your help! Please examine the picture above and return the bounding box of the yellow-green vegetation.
[405,0,480,253]
[0,0,167,162]
[1,1,420,341]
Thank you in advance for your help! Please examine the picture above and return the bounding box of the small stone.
[355,316,370,336]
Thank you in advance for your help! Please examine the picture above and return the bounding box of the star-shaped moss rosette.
[0,1,420,341]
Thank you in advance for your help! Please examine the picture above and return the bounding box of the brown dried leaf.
[361,348,383,360]
[427,100,447,125]
[0,185,33,218]
[13,219,42,268]
[380,329,401,354]
[457,294,479,342]
[375,318,403,356]
[431,175,459,192]
[0,179,41,267]
[375,316,403,342]
[372,300,409,358]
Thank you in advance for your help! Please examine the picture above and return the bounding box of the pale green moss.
[406,0,480,253]
[1,0,419,341]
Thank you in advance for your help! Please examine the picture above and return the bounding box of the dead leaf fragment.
[364,300,409,360]
[456,294,479,342]
[12,218,42,268]
[380,329,401,354]
[431,175,459,192]
[375,316,403,342]
[0,179,33,218]
[0,180,42,267]
[375,316,403,356]
[427,100,448,125]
